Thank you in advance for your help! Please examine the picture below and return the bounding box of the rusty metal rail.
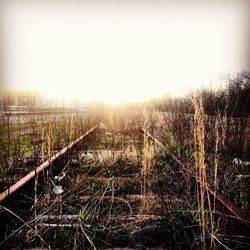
[141,128,250,228]
[0,123,100,203]
[205,184,250,228]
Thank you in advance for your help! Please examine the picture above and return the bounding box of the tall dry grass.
[193,96,207,249]
[140,110,151,215]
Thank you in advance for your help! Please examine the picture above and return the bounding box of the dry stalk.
[45,116,54,202]
[0,204,48,248]
[41,126,45,162]
[47,117,54,160]
[204,116,220,250]
[34,169,38,232]
[140,110,151,216]
[69,113,74,142]
[193,96,207,250]
[209,116,220,249]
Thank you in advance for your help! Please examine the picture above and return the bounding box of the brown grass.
[193,96,207,249]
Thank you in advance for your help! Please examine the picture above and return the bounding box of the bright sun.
[1,1,248,105]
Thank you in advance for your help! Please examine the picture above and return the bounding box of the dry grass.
[0,106,249,249]
[140,110,151,216]
[193,96,207,250]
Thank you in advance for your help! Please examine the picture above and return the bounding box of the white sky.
[1,0,249,104]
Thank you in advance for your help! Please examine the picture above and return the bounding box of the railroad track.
[0,125,249,249]
[142,128,250,230]
[0,124,100,203]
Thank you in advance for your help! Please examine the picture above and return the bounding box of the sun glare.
[1,1,248,105]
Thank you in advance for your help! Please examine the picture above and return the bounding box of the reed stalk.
[140,110,151,215]
[193,96,207,249]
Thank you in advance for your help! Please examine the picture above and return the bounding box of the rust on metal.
[141,127,250,228]
[206,184,250,228]
[0,123,100,203]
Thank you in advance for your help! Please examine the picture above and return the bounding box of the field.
[1,0,250,247]
[0,105,249,249]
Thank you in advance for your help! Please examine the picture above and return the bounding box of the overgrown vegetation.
[0,72,249,249]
